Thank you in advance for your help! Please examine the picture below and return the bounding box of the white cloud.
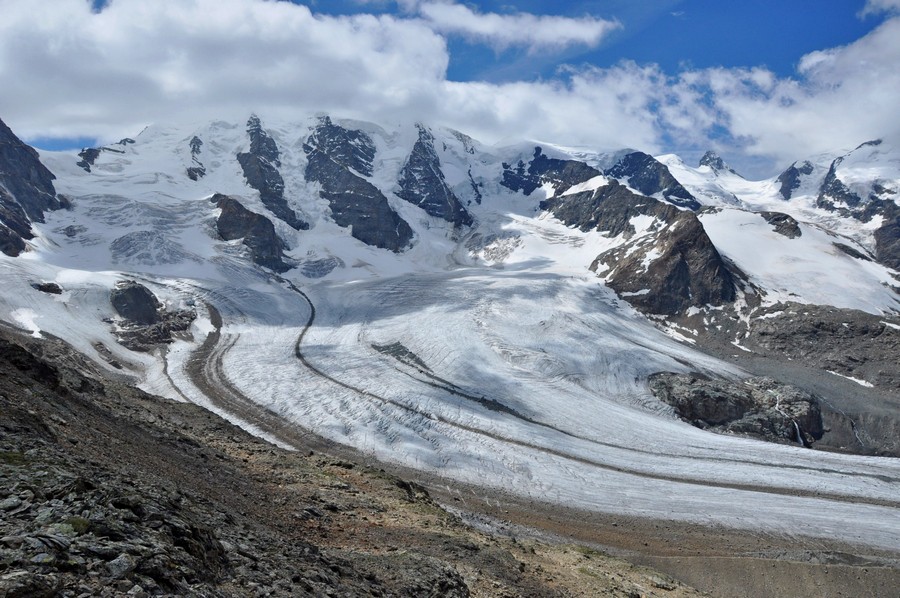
[416,2,621,52]
[860,0,900,16]
[0,0,898,179]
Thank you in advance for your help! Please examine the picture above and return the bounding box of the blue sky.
[3,0,899,177]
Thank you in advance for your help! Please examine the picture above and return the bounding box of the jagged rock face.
[544,181,735,315]
[76,139,134,173]
[211,193,290,272]
[817,157,864,212]
[110,281,162,326]
[186,135,206,181]
[649,373,824,447]
[500,146,600,196]
[698,150,737,176]
[874,200,900,270]
[0,118,63,256]
[776,160,814,200]
[606,151,700,210]
[305,115,375,176]
[236,116,309,231]
[304,120,413,252]
[759,211,802,238]
[396,126,472,227]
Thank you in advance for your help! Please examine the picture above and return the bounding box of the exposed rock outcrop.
[759,211,802,238]
[500,146,600,196]
[110,281,195,351]
[304,118,413,252]
[75,139,134,173]
[606,151,700,210]
[186,135,206,180]
[0,117,64,256]
[211,193,290,272]
[396,126,472,227]
[873,200,900,270]
[776,160,814,200]
[543,181,736,315]
[649,373,824,446]
[698,150,738,176]
[237,115,308,231]
[817,157,864,212]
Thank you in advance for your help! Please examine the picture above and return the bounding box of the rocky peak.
[245,114,279,166]
[396,125,472,227]
[605,151,700,210]
[698,150,738,176]
[500,146,600,197]
[304,125,413,252]
[236,116,308,231]
[775,160,815,200]
[817,157,863,212]
[305,115,376,177]
[0,117,64,256]
[542,180,736,315]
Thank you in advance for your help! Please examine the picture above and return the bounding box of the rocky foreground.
[0,327,704,597]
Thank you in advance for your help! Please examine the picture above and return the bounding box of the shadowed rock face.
[874,200,900,270]
[111,281,162,326]
[186,135,206,181]
[500,146,600,197]
[211,193,290,272]
[698,151,738,176]
[544,180,735,315]
[649,373,824,447]
[817,158,864,212]
[396,126,472,227]
[237,115,308,231]
[0,117,63,256]
[304,118,413,252]
[606,151,699,210]
[305,115,375,176]
[776,160,814,200]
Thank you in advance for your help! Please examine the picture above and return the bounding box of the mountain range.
[1,113,899,595]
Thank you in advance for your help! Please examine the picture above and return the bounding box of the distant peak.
[699,150,739,177]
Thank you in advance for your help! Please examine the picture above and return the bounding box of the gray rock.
[775,160,814,200]
[106,553,136,578]
[699,150,739,176]
[237,115,309,231]
[500,146,600,197]
[396,125,472,227]
[759,211,801,238]
[211,193,290,272]
[111,282,161,325]
[304,118,413,252]
[606,151,699,210]
[649,373,823,446]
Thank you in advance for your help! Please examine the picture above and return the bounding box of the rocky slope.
[0,327,706,598]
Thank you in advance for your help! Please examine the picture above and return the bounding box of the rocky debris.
[237,115,309,231]
[649,373,824,446]
[544,180,736,315]
[500,146,600,197]
[186,135,206,181]
[744,303,900,391]
[759,211,802,238]
[0,328,707,598]
[775,160,814,200]
[30,282,63,295]
[110,281,195,351]
[833,242,873,261]
[698,150,739,176]
[304,119,413,252]
[606,151,700,210]
[396,125,472,227]
[0,117,65,256]
[211,193,290,272]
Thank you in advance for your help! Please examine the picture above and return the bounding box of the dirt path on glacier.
[184,289,900,598]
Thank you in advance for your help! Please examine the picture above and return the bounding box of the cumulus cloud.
[0,0,898,178]
[860,0,900,16]
[416,2,621,52]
